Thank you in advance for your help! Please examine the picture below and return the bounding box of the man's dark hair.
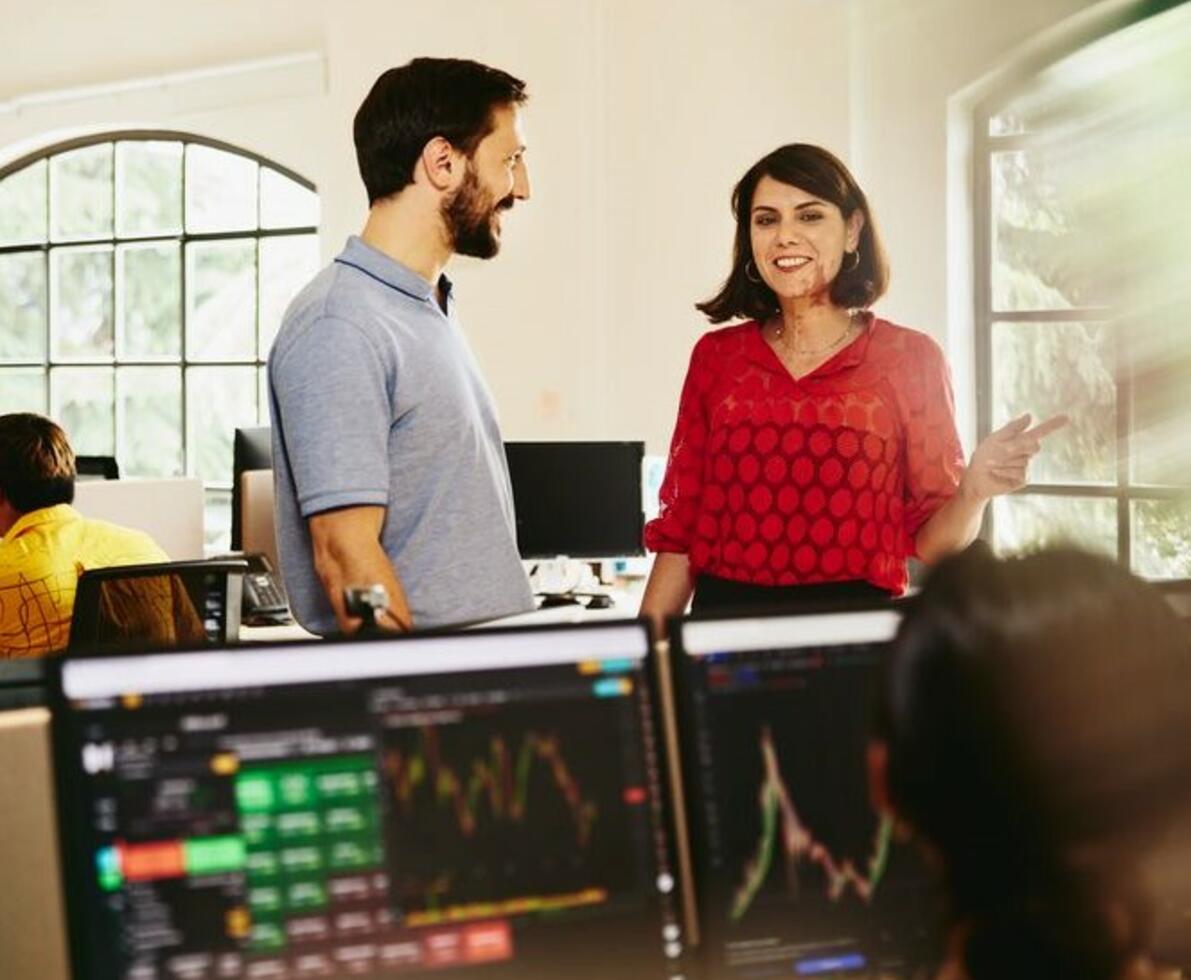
[697,143,889,323]
[353,57,528,205]
[0,413,76,513]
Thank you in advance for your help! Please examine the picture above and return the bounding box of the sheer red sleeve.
[643,337,713,554]
[897,334,966,547]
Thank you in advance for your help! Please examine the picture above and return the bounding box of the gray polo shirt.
[267,236,534,633]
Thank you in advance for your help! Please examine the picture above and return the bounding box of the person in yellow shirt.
[0,413,168,658]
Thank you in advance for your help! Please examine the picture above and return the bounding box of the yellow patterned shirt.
[0,504,168,659]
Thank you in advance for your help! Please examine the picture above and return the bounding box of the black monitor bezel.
[505,440,646,559]
[664,599,904,970]
[231,426,274,551]
[48,615,692,980]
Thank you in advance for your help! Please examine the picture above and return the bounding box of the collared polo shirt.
[0,504,167,658]
[267,236,533,634]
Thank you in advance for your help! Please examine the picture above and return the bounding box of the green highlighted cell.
[326,836,379,871]
[280,845,322,874]
[316,770,364,799]
[324,804,373,834]
[276,810,320,839]
[246,850,279,878]
[249,917,286,952]
[287,879,327,910]
[278,772,313,808]
[236,774,275,813]
[248,885,283,913]
[184,835,246,876]
[241,812,275,848]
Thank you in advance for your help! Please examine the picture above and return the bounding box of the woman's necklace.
[774,311,857,356]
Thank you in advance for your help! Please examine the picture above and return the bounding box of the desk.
[238,584,644,639]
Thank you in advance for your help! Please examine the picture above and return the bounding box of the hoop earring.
[841,250,860,273]
[745,259,763,284]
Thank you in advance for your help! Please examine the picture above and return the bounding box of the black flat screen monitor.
[669,608,941,979]
[232,427,274,551]
[76,456,120,480]
[505,441,644,559]
[51,622,688,980]
[68,559,247,655]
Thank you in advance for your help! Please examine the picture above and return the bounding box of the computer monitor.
[669,608,940,979]
[504,441,645,559]
[73,477,205,561]
[232,427,274,551]
[51,622,688,980]
[76,455,120,480]
[68,558,247,655]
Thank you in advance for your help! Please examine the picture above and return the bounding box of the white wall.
[1,0,1099,454]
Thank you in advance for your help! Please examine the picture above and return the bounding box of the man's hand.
[961,413,1069,502]
[308,506,412,634]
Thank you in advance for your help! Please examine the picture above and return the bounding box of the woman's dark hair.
[353,57,528,205]
[879,545,1191,980]
[0,412,76,512]
[697,143,889,323]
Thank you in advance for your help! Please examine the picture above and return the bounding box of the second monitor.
[505,441,645,559]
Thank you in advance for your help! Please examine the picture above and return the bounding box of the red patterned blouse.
[644,315,965,595]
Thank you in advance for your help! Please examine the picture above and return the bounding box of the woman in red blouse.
[640,144,1065,626]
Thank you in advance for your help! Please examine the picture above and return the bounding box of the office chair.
[68,558,248,655]
[75,455,119,480]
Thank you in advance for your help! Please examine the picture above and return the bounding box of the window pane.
[991,150,1096,312]
[0,369,47,413]
[185,145,257,233]
[186,240,256,360]
[116,141,182,236]
[260,167,318,229]
[259,234,319,356]
[1132,498,1191,580]
[992,494,1116,557]
[186,366,257,485]
[205,488,232,553]
[50,366,114,455]
[51,246,114,359]
[50,145,113,241]
[1131,307,1191,487]
[118,243,181,359]
[991,320,1115,484]
[0,252,47,362]
[0,160,48,245]
[988,112,1026,137]
[117,367,182,478]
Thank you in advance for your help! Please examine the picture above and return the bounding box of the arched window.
[0,131,320,549]
[972,1,1191,578]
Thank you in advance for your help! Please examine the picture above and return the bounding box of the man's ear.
[418,136,463,192]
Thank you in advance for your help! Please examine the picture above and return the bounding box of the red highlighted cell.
[464,921,513,964]
[120,840,186,882]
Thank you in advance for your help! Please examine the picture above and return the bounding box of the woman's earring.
[842,250,860,272]
[745,259,763,284]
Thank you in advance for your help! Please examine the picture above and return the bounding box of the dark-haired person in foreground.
[269,58,535,636]
[640,144,1066,628]
[0,413,166,658]
[871,546,1191,980]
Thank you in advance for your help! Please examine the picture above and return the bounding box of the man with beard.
[267,58,535,634]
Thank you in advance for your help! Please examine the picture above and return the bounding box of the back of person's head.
[353,56,528,205]
[0,413,76,514]
[879,545,1191,980]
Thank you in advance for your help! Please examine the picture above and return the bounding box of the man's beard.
[443,165,513,259]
